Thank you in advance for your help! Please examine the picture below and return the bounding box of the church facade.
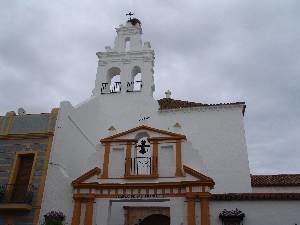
[1,18,300,225]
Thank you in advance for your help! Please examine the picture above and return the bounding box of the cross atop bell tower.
[92,16,155,97]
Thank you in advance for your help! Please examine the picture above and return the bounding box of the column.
[125,142,132,176]
[186,193,196,225]
[84,195,95,225]
[101,142,111,178]
[200,193,211,225]
[175,139,183,176]
[71,196,82,225]
[152,140,158,176]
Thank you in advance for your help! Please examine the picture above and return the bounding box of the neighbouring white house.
[34,17,300,225]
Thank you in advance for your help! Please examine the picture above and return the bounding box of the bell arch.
[106,67,121,93]
[124,37,131,52]
[127,66,142,92]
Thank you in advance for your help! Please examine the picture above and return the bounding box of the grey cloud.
[0,0,299,174]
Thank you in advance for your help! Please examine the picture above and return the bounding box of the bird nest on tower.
[127,18,141,26]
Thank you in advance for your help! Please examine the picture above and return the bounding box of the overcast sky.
[1,0,299,174]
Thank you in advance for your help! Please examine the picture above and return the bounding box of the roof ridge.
[158,98,246,114]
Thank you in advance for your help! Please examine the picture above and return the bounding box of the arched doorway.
[140,214,170,225]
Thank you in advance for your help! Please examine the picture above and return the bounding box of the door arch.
[140,214,170,225]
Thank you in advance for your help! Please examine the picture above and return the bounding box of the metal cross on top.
[126,12,134,20]
[136,139,150,154]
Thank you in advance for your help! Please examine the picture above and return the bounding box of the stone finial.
[165,90,171,99]
[143,42,151,49]
[108,126,116,131]
[173,122,182,129]
[105,46,112,52]
[108,126,117,135]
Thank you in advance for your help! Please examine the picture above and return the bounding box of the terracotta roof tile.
[158,98,246,114]
[251,174,300,187]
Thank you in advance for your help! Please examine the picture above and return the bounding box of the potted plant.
[43,211,66,225]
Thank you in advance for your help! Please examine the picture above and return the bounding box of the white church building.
[39,18,300,225]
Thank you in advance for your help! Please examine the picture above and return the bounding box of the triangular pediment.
[72,167,101,185]
[100,125,186,143]
[72,165,214,189]
[183,165,215,187]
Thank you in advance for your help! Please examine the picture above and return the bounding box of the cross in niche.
[136,139,150,154]
[126,12,134,20]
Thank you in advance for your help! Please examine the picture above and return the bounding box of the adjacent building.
[0,109,58,224]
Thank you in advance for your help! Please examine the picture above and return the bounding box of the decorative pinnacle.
[126,12,134,20]
[165,90,172,99]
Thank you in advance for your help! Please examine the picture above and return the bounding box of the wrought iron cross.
[136,139,150,154]
[126,12,134,20]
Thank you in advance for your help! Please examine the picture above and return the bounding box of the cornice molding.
[158,103,245,115]
[72,180,212,189]
[0,131,54,140]
[100,125,186,143]
[183,165,215,188]
[72,167,101,185]
[212,193,300,201]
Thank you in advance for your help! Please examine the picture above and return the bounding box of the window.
[134,137,152,175]
[6,153,35,204]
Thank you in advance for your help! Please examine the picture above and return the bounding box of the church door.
[139,214,170,225]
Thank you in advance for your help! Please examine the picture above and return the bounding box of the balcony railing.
[100,81,143,94]
[0,184,34,204]
[127,81,142,92]
[125,157,157,176]
[101,82,122,94]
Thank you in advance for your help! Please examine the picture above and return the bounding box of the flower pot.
[44,218,64,225]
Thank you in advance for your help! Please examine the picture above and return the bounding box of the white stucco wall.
[211,201,300,225]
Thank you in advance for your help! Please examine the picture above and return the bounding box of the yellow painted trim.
[152,141,158,176]
[71,198,82,225]
[101,142,111,178]
[0,142,48,147]
[175,140,183,176]
[84,196,95,225]
[8,151,37,188]
[125,142,132,177]
[200,194,210,225]
[186,193,196,225]
[4,111,16,135]
[0,117,3,135]
[32,135,54,225]
[0,132,54,140]
[0,203,32,211]
[47,108,59,132]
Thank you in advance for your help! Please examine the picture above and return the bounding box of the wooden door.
[140,214,170,225]
[11,154,34,202]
